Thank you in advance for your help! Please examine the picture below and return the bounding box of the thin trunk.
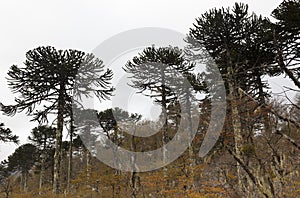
[39,154,45,195]
[161,76,168,156]
[257,74,271,135]
[67,110,74,191]
[4,179,11,198]
[39,136,47,195]
[5,190,8,198]
[53,84,65,194]
[23,172,28,194]
[160,66,168,181]
[130,172,138,198]
[86,149,91,187]
[239,82,257,196]
[112,184,115,198]
[185,86,195,187]
[20,172,23,192]
[130,127,139,198]
[113,127,121,175]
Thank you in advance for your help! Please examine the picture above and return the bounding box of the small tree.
[7,143,37,193]
[28,125,56,194]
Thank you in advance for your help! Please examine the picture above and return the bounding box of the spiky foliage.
[4,46,113,194]
[0,122,18,144]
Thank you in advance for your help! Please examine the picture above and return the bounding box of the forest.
[0,1,299,197]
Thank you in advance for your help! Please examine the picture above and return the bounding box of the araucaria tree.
[186,3,278,197]
[124,46,194,173]
[5,46,113,194]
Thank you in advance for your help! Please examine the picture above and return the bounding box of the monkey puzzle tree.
[4,46,113,194]
[124,46,194,165]
[187,3,277,97]
[186,3,278,197]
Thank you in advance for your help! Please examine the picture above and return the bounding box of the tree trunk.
[130,126,139,198]
[227,65,244,193]
[23,172,28,194]
[227,147,273,198]
[86,149,91,188]
[39,154,45,195]
[256,74,271,135]
[184,86,195,187]
[67,109,74,191]
[160,66,168,180]
[4,178,11,198]
[39,135,48,195]
[53,85,65,194]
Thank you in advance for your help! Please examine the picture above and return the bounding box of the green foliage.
[4,46,114,193]
[272,0,300,85]
[187,2,277,95]
[124,45,194,105]
[28,125,56,150]
[0,122,18,144]
[5,46,113,123]
[272,0,300,32]
[7,144,37,174]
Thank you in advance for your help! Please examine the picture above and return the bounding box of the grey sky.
[0,0,285,161]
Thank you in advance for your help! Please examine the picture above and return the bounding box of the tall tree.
[124,46,194,169]
[186,3,277,197]
[4,46,113,194]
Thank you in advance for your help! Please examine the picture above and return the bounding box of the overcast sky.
[0,0,290,161]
